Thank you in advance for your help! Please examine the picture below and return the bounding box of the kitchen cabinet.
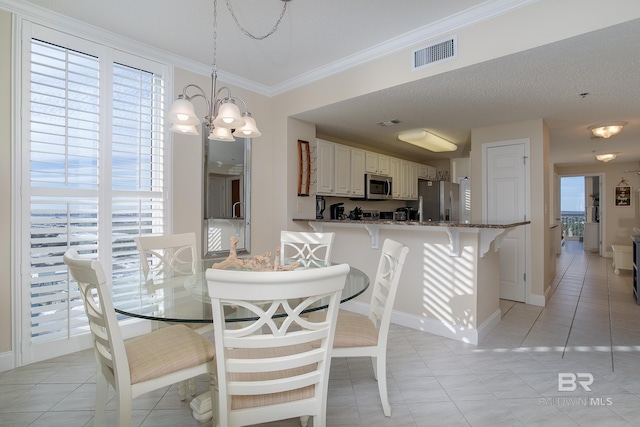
[316,139,335,195]
[409,162,419,199]
[350,148,366,197]
[451,157,471,183]
[418,164,436,180]
[390,158,401,199]
[316,139,412,199]
[366,152,390,176]
[334,144,351,196]
[399,161,411,199]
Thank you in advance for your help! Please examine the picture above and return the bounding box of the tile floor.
[2,240,640,426]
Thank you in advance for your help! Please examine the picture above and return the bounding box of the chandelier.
[167,0,289,141]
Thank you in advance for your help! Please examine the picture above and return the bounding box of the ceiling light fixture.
[397,129,457,152]
[595,153,617,162]
[588,122,626,139]
[167,0,289,141]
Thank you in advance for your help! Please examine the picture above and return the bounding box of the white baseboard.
[0,351,15,373]
[340,301,502,345]
[527,292,546,307]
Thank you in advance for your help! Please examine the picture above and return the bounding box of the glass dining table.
[111,259,369,422]
[113,259,370,325]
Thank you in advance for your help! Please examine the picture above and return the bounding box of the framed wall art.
[615,179,631,207]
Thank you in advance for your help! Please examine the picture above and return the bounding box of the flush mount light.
[588,122,626,139]
[397,129,457,152]
[595,153,617,162]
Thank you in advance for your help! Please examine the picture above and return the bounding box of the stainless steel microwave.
[365,174,393,200]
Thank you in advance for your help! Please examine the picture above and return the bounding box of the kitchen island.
[293,218,529,344]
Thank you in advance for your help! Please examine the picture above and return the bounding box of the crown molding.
[0,0,536,98]
[268,0,537,96]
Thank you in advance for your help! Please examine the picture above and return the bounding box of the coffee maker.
[330,202,344,220]
[315,195,325,219]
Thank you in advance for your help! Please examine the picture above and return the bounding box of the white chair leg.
[189,377,197,396]
[371,356,378,380]
[178,380,187,400]
[117,388,133,427]
[376,354,391,417]
[93,371,108,427]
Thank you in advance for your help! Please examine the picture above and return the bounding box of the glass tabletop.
[113,260,369,323]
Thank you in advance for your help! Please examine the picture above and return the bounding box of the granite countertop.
[293,218,529,229]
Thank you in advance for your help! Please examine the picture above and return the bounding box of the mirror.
[203,123,251,258]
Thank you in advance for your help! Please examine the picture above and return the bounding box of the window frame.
[14,19,173,365]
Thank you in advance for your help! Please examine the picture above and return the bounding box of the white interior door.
[484,140,529,302]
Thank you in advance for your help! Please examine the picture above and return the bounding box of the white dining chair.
[134,232,198,278]
[280,231,335,267]
[134,232,212,398]
[206,263,350,427]
[63,249,216,427]
[309,238,409,417]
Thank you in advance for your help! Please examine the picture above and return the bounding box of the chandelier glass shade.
[595,153,617,162]
[588,122,626,139]
[167,74,262,141]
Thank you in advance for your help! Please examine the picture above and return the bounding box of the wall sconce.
[588,122,626,139]
[595,153,617,162]
[397,129,457,152]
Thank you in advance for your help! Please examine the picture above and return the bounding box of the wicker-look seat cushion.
[308,310,378,348]
[125,324,215,384]
[226,344,315,410]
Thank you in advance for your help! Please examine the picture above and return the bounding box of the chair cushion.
[125,324,215,384]
[225,345,315,409]
[309,310,378,348]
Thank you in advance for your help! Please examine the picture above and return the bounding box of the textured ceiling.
[14,0,640,167]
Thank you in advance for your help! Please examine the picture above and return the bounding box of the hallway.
[1,240,640,426]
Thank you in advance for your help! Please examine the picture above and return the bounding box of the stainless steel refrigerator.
[410,180,460,222]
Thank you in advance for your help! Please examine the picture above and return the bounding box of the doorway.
[559,175,603,255]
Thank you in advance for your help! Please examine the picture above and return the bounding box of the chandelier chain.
[224,0,288,40]
[212,0,218,70]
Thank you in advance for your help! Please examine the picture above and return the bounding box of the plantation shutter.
[22,23,168,363]
[28,39,101,344]
[110,62,166,310]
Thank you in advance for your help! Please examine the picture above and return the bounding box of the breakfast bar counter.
[293,218,530,344]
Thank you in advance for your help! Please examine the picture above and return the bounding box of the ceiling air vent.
[412,36,457,70]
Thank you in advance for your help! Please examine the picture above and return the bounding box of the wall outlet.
[296,201,302,212]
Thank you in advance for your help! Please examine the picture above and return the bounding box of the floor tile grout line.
[606,257,616,372]
[560,248,589,360]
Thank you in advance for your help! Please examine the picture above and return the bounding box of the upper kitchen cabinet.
[334,144,351,196]
[365,152,390,176]
[335,145,365,197]
[316,139,335,195]
[350,148,366,197]
[390,158,401,199]
[418,164,437,180]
